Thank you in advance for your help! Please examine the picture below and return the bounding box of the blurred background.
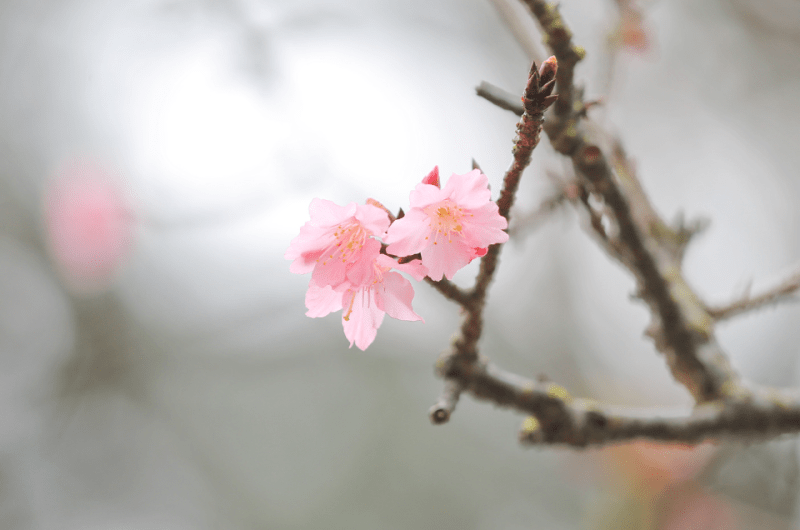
[2,0,800,528]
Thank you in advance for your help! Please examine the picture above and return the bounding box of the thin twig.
[708,270,800,321]
[429,379,464,424]
[476,81,524,116]
[486,0,546,62]
[431,59,557,422]
[424,276,471,307]
[455,57,557,363]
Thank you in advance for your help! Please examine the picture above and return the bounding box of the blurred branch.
[429,0,800,450]
[476,81,524,116]
[508,186,571,238]
[424,276,472,307]
[519,1,740,404]
[429,379,464,424]
[486,0,546,62]
[518,0,585,117]
[428,0,800,449]
[438,349,800,448]
[707,270,800,321]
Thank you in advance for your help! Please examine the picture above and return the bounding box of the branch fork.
[428,0,800,448]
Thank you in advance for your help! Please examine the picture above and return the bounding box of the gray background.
[2,0,800,528]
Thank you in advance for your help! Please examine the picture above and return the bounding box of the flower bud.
[538,55,558,86]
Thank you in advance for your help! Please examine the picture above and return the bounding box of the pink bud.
[421,166,440,188]
[538,56,558,86]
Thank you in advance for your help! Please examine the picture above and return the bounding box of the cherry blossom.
[384,167,509,281]
[303,252,426,350]
[285,198,390,289]
[288,198,426,350]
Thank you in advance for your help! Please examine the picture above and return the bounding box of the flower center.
[320,220,368,265]
[424,200,464,244]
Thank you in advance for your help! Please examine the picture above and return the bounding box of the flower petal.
[384,208,431,257]
[376,254,427,281]
[305,281,344,318]
[342,288,385,350]
[311,250,348,287]
[409,182,447,209]
[345,238,381,286]
[308,198,356,226]
[461,203,509,247]
[355,203,391,238]
[375,272,423,322]
[286,199,358,274]
[443,170,492,209]
[420,238,473,281]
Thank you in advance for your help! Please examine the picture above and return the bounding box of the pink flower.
[304,252,426,350]
[44,160,134,292]
[285,198,390,288]
[384,167,509,281]
[287,198,427,350]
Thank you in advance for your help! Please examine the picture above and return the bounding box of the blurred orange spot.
[620,15,650,53]
[662,490,738,530]
[606,440,717,490]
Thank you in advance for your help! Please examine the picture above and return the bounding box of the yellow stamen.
[343,291,357,321]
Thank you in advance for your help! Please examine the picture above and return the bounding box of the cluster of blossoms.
[286,167,509,349]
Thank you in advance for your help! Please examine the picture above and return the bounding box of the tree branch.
[429,379,464,424]
[428,59,557,420]
[508,187,571,238]
[437,348,800,447]
[518,1,741,404]
[518,0,585,117]
[708,270,800,321]
[476,81,524,116]
[424,276,472,307]
[429,0,800,449]
[453,58,557,364]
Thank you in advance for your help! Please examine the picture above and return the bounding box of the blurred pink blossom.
[385,168,508,281]
[44,160,133,290]
[610,0,654,55]
[662,490,737,530]
[605,440,717,489]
